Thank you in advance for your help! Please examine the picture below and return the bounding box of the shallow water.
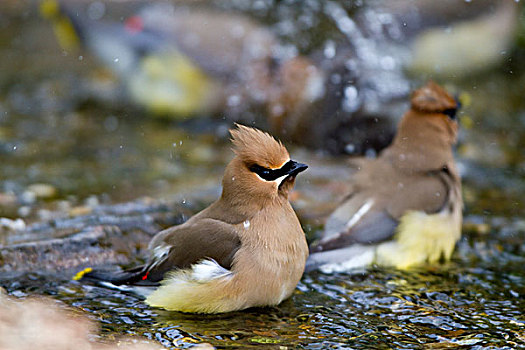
[1,236,524,349]
[1,1,525,349]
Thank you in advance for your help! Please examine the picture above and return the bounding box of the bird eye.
[249,164,261,173]
[249,164,275,181]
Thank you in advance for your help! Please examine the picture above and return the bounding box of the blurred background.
[1,0,524,227]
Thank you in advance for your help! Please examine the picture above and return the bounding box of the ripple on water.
[1,231,523,349]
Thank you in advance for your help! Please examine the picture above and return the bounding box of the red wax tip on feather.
[142,272,149,281]
[125,16,144,34]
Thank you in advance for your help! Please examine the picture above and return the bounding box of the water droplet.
[114,58,119,63]
[344,86,358,100]
[330,73,341,84]
[365,148,377,158]
[182,199,186,204]
[12,146,17,150]
[231,176,236,181]
[344,144,355,154]
[380,56,395,70]
[227,95,241,107]
[342,85,360,112]
[87,1,106,20]
[324,40,336,59]
[243,220,250,229]
[18,206,31,217]
[271,104,284,116]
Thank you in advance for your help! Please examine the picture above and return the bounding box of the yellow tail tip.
[72,267,93,281]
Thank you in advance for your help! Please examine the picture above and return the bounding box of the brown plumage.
[230,124,289,168]
[308,81,462,272]
[81,124,308,313]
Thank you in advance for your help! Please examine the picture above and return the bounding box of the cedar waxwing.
[307,81,462,272]
[75,125,309,313]
[40,1,324,119]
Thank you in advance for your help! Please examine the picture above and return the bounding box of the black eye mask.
[249,160,308,181]
[443,108,457,120]
[443,96,461,120]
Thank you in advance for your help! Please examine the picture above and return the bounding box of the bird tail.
[73,265,160,297]
[40,0,84,51]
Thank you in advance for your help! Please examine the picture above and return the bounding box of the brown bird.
[77,124,308,313]
[307,81,462,272]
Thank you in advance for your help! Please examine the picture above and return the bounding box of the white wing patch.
[345,199,374,229]
[153,243,171,260]
[148,243,171,270]
[191,259,232,283]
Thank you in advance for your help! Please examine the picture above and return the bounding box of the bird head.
[384,81,462,172]
[221,124,307,206]
[408,80,460,144]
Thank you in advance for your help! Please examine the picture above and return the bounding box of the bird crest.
[230,124,289,168]
[411,81,457,113]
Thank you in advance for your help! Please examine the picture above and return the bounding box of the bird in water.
[75,124,309,313]
[39,0,324,120]
[307,81,462,273]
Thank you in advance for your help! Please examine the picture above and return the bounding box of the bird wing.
[385,168,451,219]
[80,218,241,286]
[312,167,450,252]
[312,195,398,252]
[142,218,242,283]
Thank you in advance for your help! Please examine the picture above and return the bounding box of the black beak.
[286,161,308,176]
[443,95,462,120]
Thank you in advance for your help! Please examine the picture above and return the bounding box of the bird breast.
[232,202,308,304]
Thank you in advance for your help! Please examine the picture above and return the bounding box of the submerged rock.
[0,198,195,273]
[26,183,58,200]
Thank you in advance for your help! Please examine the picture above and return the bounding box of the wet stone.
[0,198,196,273]
[26,183,57,200]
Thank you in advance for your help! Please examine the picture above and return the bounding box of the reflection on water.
[1,0,525,348]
